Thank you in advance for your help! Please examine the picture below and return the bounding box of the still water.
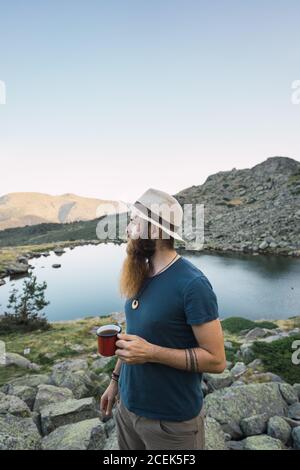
[0,243,299,322]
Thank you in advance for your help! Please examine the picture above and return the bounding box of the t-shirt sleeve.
[183,276,219,325]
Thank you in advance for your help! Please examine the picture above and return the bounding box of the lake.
[0,243,299,322]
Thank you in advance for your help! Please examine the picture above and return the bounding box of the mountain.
[174,156,300,254]
[0,192,126,231]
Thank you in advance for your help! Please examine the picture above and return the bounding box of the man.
[100,188,226,450]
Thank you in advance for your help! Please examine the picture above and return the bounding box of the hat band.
[133,200,180,233]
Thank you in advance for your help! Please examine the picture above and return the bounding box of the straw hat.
[126,188,185,242]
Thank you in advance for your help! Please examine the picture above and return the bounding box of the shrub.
[0,272,50,334]
[252,335,300,385]
[221,316,276,334]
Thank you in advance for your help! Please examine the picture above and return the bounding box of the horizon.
[1,154,299,201]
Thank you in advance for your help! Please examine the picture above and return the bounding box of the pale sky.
[0,1,300,203]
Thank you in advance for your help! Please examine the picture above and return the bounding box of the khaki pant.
[114,394,205,450]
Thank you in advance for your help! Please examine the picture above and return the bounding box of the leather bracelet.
[112,371,120,377]
[111,376,119,383]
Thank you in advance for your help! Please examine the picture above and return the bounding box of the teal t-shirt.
[118,255,219,421]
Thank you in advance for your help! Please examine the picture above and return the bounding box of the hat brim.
[127,202,185,243]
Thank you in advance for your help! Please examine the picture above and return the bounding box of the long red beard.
[119,237,156,299]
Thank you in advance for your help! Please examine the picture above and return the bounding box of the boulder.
[4,385,36,410]
[240,343,255,362]
[6,262,29,275]
[292,426,300,449]
[204,417,227,450]
[240,413,268,436]
[292,384,300,400]
[203,369,234,391]
[0,414,41,450]
[279,383,298,405]
[230,362,247,378]
[2,374,50,390]
[244,328,270,340]
[242,434,285,450]
[0,391,31,417]
[288,403,300,420]
[90,356,112,371]
[2,352,40,370]
[42,418,106,450]
[50,359,109,399]
[40,397,100,435]
[33,384,74,412]
[247,359,263,370]
[267,416,291,444]
[204,383,288,433]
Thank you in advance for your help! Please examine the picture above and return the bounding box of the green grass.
[0,315,125,386]
[221,316,277,334]
[252,335,300,385]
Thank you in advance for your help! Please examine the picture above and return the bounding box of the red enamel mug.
[96,323,122,357]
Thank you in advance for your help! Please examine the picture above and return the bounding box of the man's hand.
[115,333,155,364]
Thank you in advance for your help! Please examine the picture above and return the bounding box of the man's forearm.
[113,358,123,375]
[150,344,225,374]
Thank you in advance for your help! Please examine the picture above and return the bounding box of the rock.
[204,383,288,432]
[40,397,100,435]
[242,434,285,450]
[203,369,234,391]
[0,414,41,450]
[231,380,245,387]
[52,358,89,373]
[16,256,28,264]
[204,417,227,450]
[2,352,40,370]
[240,413,268,436]
[0,391,31,417]
[230,362,247,378]
[279,383,298,405]
[226,440,244,450]
[247,359,263,370]
[258,334,289,343]
[293,384,300,400]
[245,372,284,384]
[220,422,244,440]
[240,343,255,362]
[6,262,29,275]
[259,241,269,250]
[282,417,300,428]
[53,248,65,254]
[224,341,233,350]
[244,328,270,340]
[33,384,74,412]
[292,426,300,449]
[42,418,106,450]
[288,403,300,420]
[90,356,112,371]
[0,279,5,286]
[52,264,61,268]
[3,374,51,389]
[4,385,36,410]
[267,416,291,444]
[49,360,99,399]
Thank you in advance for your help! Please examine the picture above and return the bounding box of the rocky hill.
[175,156,300,255]
[0,192,123,231]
